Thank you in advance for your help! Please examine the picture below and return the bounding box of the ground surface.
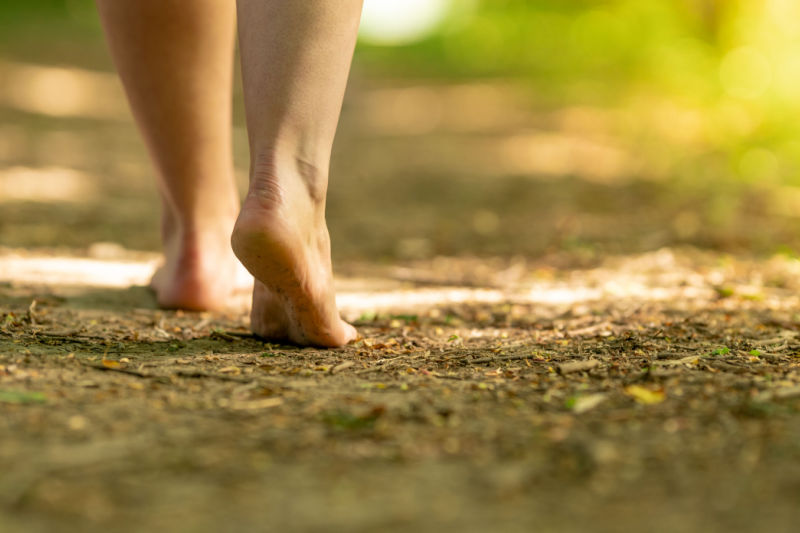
[2,248,800,532]
[3,12,800,532]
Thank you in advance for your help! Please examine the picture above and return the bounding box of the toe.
[342,321,358,344]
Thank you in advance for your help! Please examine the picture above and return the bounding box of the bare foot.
[231,158,356,347]
[150,213,251,311]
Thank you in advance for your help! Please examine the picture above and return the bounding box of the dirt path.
[3,23,800,531]
[2,248,800,532]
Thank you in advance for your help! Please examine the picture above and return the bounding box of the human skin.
[96,0,362,347]
[96,0,242,312]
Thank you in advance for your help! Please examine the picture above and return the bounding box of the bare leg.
[231,0,361,346]
[96,0,246,311]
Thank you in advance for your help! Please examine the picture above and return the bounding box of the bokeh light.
[359,0,458,45]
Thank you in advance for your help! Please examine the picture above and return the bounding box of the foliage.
[355,0,800,189]
[3,0,800,195]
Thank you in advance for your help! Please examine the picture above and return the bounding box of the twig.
[752,333,798,346]
[708,361,750,374]
[26,299,37,326]
[209,330,237,341]
[228,397,283,410]
[223,330,258,339]
[648,368,683,378]
[27,331,108,341]
[469,353,537,365]
[652,355,703,367]
[557,359,600,374]
[81,363,171,383]
[193,317,213,331]
[330,361,355,374]
[429,372,465,380]
[353,366,390,375]
[173,369,254,383]
[668,344,712,352]
[567,322,614,337]
[84,363,255,384]
[754,352,788,362]
[152,327,172,340]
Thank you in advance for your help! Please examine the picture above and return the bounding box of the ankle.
[164,205,238,237]
[162,220,234,260]
[248,146,329,209]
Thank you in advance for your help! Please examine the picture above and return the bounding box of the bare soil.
[3,22,800,532]
[2,250,800,532]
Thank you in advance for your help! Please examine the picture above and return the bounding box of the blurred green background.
[2,0,800,262]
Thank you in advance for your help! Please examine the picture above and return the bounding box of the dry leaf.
[572,393,607,413]
[625,385,665,405]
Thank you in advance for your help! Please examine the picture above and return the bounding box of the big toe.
[296,319,357,348]
[341,321,358,344]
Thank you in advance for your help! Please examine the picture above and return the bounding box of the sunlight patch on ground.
[354,133,635,184]
[0,254,158,288]
[5,248,797,320]
[360,83,530,135]
[0,166,97,202]
[0,250,744,320]
[0,61,127,120]
[356,82,635,183]
[492,131,632,183]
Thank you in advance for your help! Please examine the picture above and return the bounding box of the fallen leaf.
[625,385,665,405]
[230,397,283,410]
[571,393,607,413]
